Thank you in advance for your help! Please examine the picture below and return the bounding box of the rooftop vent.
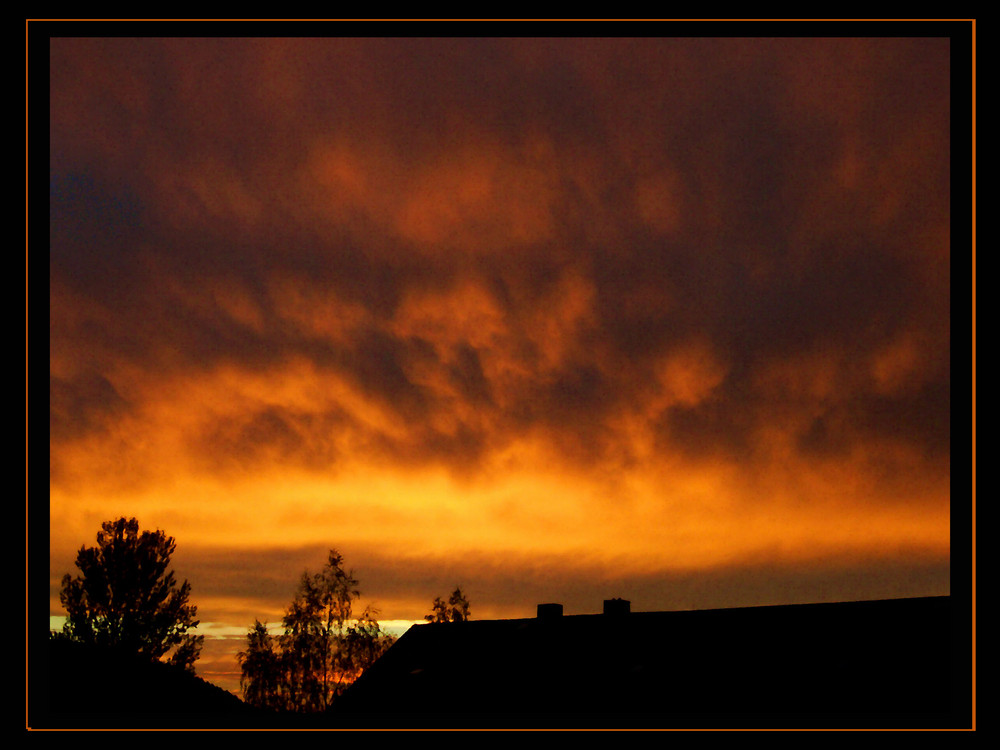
[603,598,630,616]
[537,603,563,619]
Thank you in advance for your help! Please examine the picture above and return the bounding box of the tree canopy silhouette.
[58,517,203,671]
[425,587,471,623]
[238,549,396,713]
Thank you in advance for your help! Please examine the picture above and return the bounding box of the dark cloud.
[49,371,130,442]
[49,31,952,476]
[167,540,951,626]
[655,396,756,465]
[346,329,432,419]
[855,380,952,462]
[192,406,349,476]
[447,343,494,407]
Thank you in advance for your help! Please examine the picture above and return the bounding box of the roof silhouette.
[331,595,957,728]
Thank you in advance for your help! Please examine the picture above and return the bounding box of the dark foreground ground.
[29,596,972,730]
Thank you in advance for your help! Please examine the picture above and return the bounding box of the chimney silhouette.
[603,598,630,616]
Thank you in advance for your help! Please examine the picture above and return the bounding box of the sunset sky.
[42,27,962,695]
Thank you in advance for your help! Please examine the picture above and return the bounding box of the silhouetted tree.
[238,549,396,713]
[426,596,449,623]
[425,586,471,623]
[59,517,203,672]
[238,621,284,711]
[338,605,397,684]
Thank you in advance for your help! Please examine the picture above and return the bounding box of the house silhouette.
[331,595,956,728]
